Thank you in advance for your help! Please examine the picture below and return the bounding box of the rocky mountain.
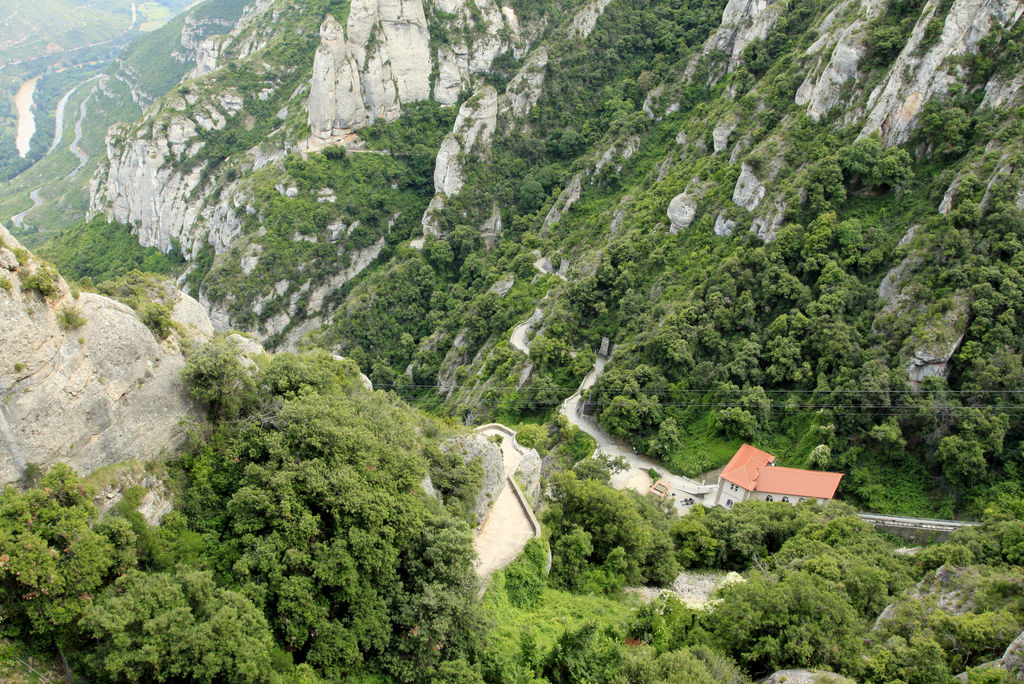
[0,225,214,486]
[55,0,1024,515]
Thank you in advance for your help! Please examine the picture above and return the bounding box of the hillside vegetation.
[35,0,1024,518]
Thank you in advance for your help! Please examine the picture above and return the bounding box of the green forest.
[3,346,1023,682]
[7,0,1024,678]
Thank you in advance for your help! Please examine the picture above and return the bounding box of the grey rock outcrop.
[904,295,969,390]
[513,441,542,505]
[440,434,506,523]
[89,98,247,257]
[860,0,1023,145]
[308,5,431,143]
[750,199,787,242]
[94,468,175,525]
[667,193,698,233]
[795,33,865,121]
[433,0,524,105]
[981,71,1024,108]
[694,0,783,75]
[0,227,208,486]
[434,86,499,197]
[713,117,738,153]
[732,162,766,212]
[421,86,499,238]
[794,0,876,121]
[714,213,737,236]
[569,0,614,39]
[1004,630,1024,679]
[761,671,855,684]
[499,46,549,121]
[542,174,583,231]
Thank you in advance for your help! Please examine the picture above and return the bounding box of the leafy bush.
[138,302,174,340]
[58,306,87,330]
[18,264,59,298]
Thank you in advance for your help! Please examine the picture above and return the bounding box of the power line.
[371,383,1024,395]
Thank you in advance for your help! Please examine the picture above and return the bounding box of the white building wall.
[714,477,751,508]
[752,491,822,505]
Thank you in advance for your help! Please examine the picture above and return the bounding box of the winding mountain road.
[46,84,79,155]
[64,87,94,179]
[10,188,41,229]
[557,351,716,512]
[510,308,542,354]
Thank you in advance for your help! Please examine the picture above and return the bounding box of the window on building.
[766,495,773,502]
[726,499,733,507]
[799,498,805,503]
[782,496,790,503]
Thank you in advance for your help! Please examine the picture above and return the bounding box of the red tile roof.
[720,443,775,490]
[720,444,844,500]
[754,466,843,499]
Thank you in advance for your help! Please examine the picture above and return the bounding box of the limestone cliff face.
[89,93,248,258]
[422,86,499,236]
[692,0,784,78]
[432,0,526,105]
[0,227,211,486]
[89,0,288,260]
[308,4,432,143]
[307,0,524,145]
[861,0,1023,145]
[795,0,878,122]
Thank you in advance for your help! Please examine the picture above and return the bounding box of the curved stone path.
[471,425,541,580]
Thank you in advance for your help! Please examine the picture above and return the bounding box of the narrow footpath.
[471,425,541,580]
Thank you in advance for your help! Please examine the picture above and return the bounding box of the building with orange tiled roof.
[713,443,843,508]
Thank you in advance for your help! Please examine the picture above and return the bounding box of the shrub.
[138,302,174,340]
[58,306,87,330]
[0,276,9,292]
[18,265,59,298]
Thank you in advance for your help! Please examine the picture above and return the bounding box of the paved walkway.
[471,426,541,578]
[510,308,542,354]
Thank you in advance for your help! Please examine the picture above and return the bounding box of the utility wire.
[371,383,1024,395]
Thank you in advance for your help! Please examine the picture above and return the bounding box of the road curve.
[558,352,715,512]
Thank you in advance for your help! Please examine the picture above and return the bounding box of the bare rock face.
[795,0,878,121]
[0,227,208,486]
[1003,630,1024,679]
[695,0,784,75]
[499,46,549,121]
[667,193,698,233]
[860,0,1022,145]
[421,86,499,238]
[433,0,524,105]
[731,162,766,212]
[904,295,969,390]
[542,174,583,232]
[513,442,542,506]
[440,434,506,523]
[713,117,738,153]
[714,213,737,236]
[569,0,614,39]
[89,97,248,258]
[434,86,499,197]
[308,3,432,142]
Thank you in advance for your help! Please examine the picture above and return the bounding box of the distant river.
[14,75,39,158]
